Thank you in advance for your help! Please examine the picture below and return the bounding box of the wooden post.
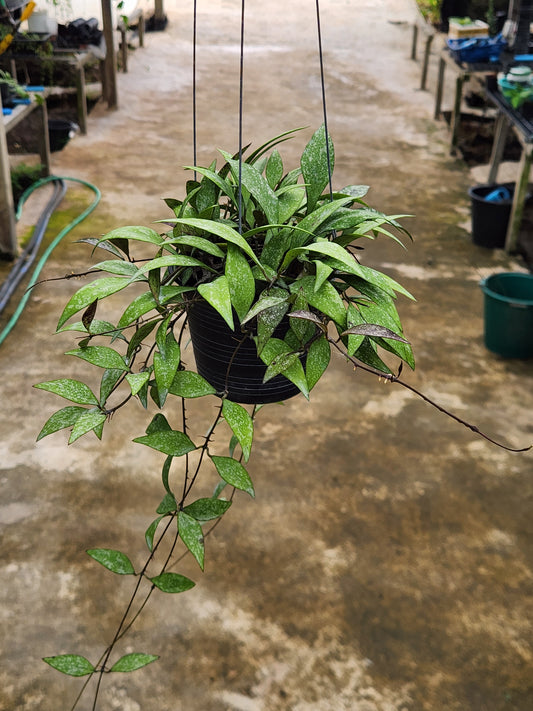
[0,94,18,258]
[420,34,434,91]
[101,0,118,109]
[154,0,165,24]
[505,144,533,253]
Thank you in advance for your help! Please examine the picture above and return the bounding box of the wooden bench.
[0,93,51,256]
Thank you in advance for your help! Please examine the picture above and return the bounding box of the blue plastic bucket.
[480,272,533,358]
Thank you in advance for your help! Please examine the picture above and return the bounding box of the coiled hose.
[0,175,101,346]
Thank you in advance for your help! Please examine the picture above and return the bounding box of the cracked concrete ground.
[1,0,533,709]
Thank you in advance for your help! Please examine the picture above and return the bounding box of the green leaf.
[146,413,172,434]
[306,336,331,390]
[260,338,309,399]
[86,548,135,575]
[100,225,164,245]
[145,515,165,551]
[81,236,127,259]
[156,492,177,514]
[172,218,262,267]
[289,197,354,250]
[99,368,123,405]
[178,511,205,570]
[150,572,195,593]
[34,379,99,406]
[314,260,333,292]
[291,276,347,328]
[339,184,370,199]
[222,400,253,462]
[278,186,306,223]
[57,318,122,337]
[350,300,414,369]
[197,276,234,330]
[91,260,140,277]
[210,455,255,497]
[134,255,208,276]
[166,234,225,258]
[168,370,216,398]
[256,288,290,354]
[183,497,232,521]
[68,408,107,444]
[341,323,409,342]
[346,302,366,355]
[183,165,236,204]
[65,346,128,371]
[353,338,392,374]
[154,333,181,404]
[301,124,335,212]
[110,653,159,673]
[36,406,86,441]
[225,244,255,321]
[240,291,289,326]
[161,455,172,494]
[224,156,279,224]
[43,654,95,677]
[126,371,151,397]
[127,320,159,359]
[57,278,130,329]
[133,430,196,457]
[288,293,313,344]
[265,149,283,188]
[263,351,301,382]
[118,292,158,328]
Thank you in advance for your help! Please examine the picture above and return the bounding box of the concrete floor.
[1,0,533,709]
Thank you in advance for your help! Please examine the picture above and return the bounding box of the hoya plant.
[35,126,522,709]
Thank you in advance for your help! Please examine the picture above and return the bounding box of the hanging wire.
[238,0,246,234]
[315,0,334,202]
[192,0,198,179]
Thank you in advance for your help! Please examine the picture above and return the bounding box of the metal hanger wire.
[191,0,334,226]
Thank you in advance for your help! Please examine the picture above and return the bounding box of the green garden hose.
[0,175,101,346]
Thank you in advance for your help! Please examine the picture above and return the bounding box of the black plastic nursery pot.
[480,272,533,359]
[186,299,302,404]
[47,119,78,152]
[468,182,516,249]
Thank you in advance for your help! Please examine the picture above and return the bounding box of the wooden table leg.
[74,63,88,135]
[434,55,445,120]
[138,14,145,47]
[0,97,17,257]
[450,72,466,155]
[505,144,532,253]
[420,34,434,91]
[488,113,510,184]
[35,99,51,177]
[411,23,418,61]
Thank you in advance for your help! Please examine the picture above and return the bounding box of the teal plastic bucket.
[480,272,533,358]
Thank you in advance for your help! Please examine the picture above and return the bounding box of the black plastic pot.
[47,119,78,152]
[468,182,516,249]
[187,299,302,404]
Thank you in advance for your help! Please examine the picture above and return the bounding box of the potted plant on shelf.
[35,125,522,709]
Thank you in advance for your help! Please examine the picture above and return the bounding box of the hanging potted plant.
[44,125,414,406]
[35,125,527,709]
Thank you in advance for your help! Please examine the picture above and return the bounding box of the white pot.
[27,10,58,35]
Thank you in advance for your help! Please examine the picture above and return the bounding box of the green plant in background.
[415,0,441,26]
[0,68,29,98]
[35,125,527,709]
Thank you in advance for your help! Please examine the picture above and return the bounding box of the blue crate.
[447,34,506,64]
